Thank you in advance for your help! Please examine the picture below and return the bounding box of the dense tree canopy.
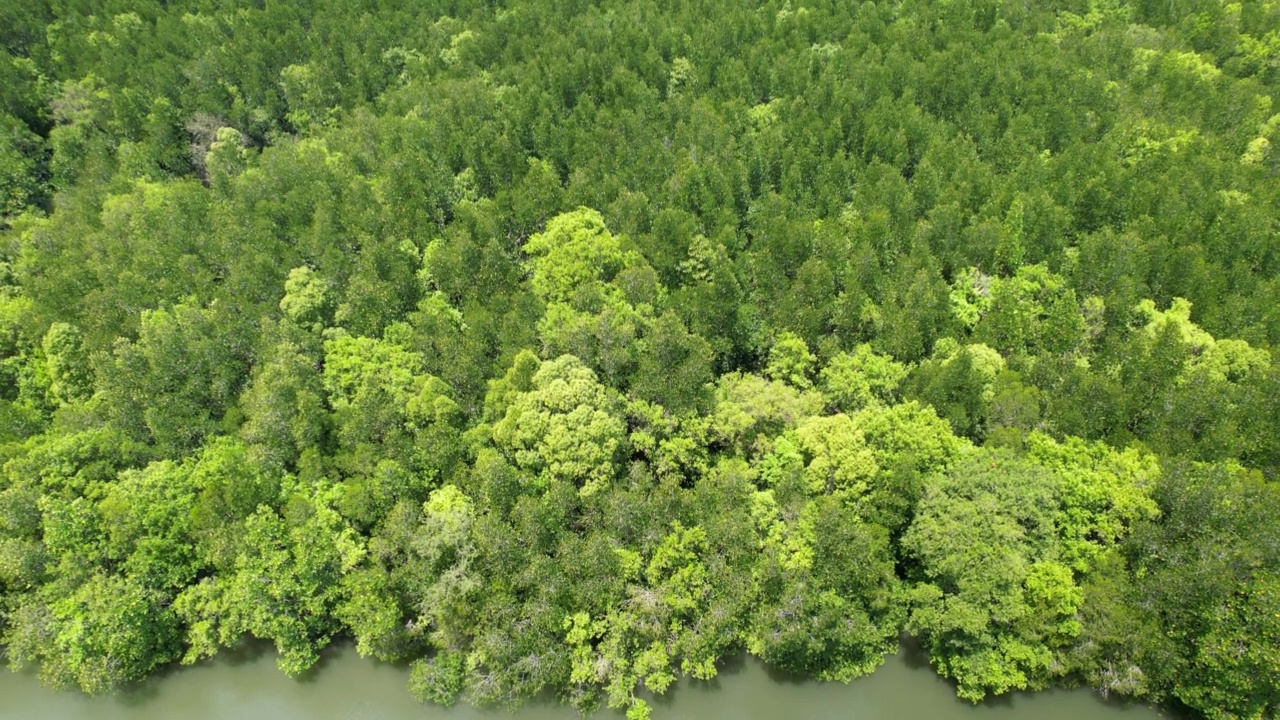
[1,0,1279,718]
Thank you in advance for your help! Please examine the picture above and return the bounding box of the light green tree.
[41,322,92,405]
[819,344,908,412]
[491,354,626,497]
[766,331,816,388]
[280,267,335,332]
[523,208,624,305]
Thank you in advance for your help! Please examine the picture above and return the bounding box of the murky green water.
[0,643,1171,720]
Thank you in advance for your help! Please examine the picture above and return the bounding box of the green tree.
[905,451,1070,701]
[96,300,252,457]
[175,496,361,677]
[7,574,180,694]
[1118,461,1280,718]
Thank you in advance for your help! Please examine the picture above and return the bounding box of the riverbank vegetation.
[1,0,1278,718]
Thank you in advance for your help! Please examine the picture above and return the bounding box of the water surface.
[0,643,1170,720]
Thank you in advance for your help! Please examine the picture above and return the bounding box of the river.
[0,643,1172,720]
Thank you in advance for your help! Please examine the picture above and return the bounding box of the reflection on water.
[0,642,1171,720]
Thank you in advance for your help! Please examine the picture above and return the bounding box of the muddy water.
[0,643,1171,720]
